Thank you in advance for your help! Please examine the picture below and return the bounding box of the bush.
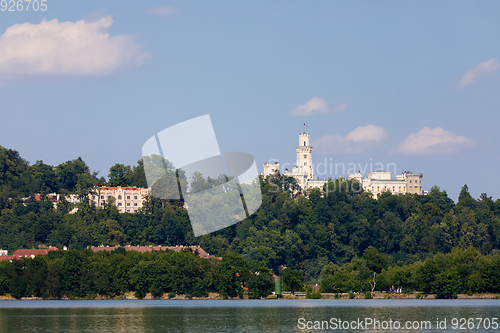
[10,277,29,299]
[306,290,321,299]
[168,292,176,299]
[348,292,355,299]
[364,291,372,299]
[134,289,146,299]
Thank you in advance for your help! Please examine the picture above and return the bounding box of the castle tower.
[296,132,313,180]
[263,162,280,178]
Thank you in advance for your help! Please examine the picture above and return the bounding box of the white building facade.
[349,171,423,199]
[263,131,424,199]
[263,132,327,190]
[32,186,149,213]
[92,186,150,213]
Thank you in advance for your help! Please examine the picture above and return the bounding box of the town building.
[0,246,59,261]
[91,186,149,213]
[90,245,220,260]
[31,186,149,213]
[0,245,221,261]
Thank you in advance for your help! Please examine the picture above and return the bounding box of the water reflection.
[0,300,498,332]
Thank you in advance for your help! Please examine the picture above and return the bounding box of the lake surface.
[0,299,499,332]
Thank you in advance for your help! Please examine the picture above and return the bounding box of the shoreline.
[0,292,499,301]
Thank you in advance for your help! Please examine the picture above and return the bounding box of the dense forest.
[1,145,500,298]
[0,248,276,299]
[0,245,498,299]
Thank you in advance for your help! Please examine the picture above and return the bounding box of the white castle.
[263,132,327,191]
[263,131,423,199]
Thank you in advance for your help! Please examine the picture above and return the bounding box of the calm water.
[0,299,499,332]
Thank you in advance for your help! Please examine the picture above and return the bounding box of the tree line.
[320,246,500,298]
[0,248,281,300]
[1,145,500,286]
[1,246,498,299]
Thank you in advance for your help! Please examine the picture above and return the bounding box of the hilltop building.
[263,131,424,199]
[92,186,149,213]
[263,132,327,191]
[348,171,423,199]
[31,186,149,213]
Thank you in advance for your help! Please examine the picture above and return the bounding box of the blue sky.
[1,1,499,201]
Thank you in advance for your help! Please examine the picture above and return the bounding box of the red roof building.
[13,247,58,259]
[0,246,59,261]
[90,245,218,259]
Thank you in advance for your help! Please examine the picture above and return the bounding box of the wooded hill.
[1,145,499,285]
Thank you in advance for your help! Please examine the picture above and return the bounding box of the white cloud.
[345,124,388,143]
[313,125,387,154]
[0,17,149,78]
[458,58,498,89]
[290,97,347,117]
[396,127,473,154]
[146,6,178,17]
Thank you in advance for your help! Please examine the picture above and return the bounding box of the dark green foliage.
[108,162,147,188]
[10,276,28,299]
[362,247,388,274]
[320,269,352,293]
[282,268,304,294]
[248,261,274,299]
[216,252,249,298]
[0,248,233,299]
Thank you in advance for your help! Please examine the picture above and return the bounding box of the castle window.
[399,187,401,191]
[304,141,306,146]
[377,187,380,191]
[127,203,130,206]
[134,203,138,206]
[304,162,306,166]
[127,196,130,200]
[118,203,122,207]
[118,195,122,200]
[304,154,307,158]
[134,196,138,200]
[392,187,395,191]
[100,195,104,199]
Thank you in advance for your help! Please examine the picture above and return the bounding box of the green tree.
[362,247,388,274]
[248,262,274,299]
[216,252,249,298]
[282,268,304,294]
